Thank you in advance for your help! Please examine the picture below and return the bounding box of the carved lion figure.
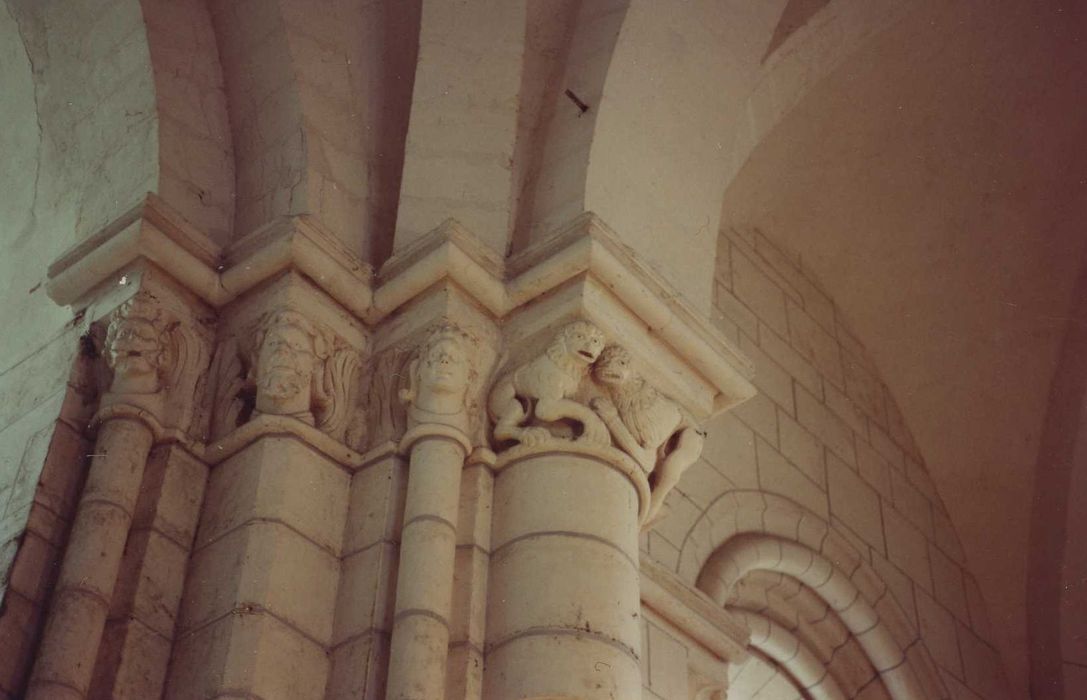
[591,345,706,524]
[488,320,609,446]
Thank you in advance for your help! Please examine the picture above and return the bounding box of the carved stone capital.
[363,287,500,451]
[488,320,610,448]
[103,293,174,397]
[207,304,363,447]
[487,320,705,527]
[589,344,707,526]
[47,198,754,489]
[95,286,210,437]
[399,323,479,437]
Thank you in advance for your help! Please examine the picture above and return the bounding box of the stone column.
[165,297,362,700]
[485,443,648,700]
[28,418,156,700]
[28,296,181,700]
[386,325,479,700]
[386,429,470,699]
[482,321,656,700]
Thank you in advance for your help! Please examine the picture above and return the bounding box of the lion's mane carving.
[488,320,609,447]
[591,345,705,524]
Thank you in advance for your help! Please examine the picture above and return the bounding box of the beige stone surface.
[180,520,339,644]
[0,2,1054,698]
[197,437,348,554]
[484,633,643,700]
[487,447,643,698]
[165,611,330,700]
[326,631,389,700]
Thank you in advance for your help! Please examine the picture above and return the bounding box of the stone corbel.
[48,198,754,420]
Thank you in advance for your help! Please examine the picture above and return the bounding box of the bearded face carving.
[206,307,361,444]
[252,311,327,421]
[104,297,170,396]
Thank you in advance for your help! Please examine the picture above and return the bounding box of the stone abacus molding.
[47,194,754,418]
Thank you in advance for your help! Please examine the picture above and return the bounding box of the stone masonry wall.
[0,0,158,620]
[638,226,1009,699]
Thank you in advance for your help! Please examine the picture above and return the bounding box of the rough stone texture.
[0,0,157,624]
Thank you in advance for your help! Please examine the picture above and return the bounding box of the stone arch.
[681,492,948,699]
[710,3,1087,692]
[142,0,235,244]
[515,0,919,311]
[731,608,847,700]
[730,571,887,699]
[1027,248,1087,695]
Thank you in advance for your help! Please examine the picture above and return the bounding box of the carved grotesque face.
[563,321,606,364]
[593,346,634,386]
[419,336,469,396]
[108,316,162,387]
[255,322,315,408]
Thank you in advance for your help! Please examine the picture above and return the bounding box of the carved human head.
[593,344,635,387]
[251,308,329,418]
[403,324,476,416]
[105,296,169,395]
[556,320,606,365]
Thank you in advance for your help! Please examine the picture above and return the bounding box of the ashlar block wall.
[638,225,1007,700]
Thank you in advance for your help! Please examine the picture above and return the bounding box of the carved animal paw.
[517,426,553,447]
[590,396,619,419]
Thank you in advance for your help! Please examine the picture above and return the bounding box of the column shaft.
[386,436,467,700]
[484,449,643,700]
[28,417,155,699]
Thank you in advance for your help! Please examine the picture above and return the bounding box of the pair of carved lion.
[487,320,705,523]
